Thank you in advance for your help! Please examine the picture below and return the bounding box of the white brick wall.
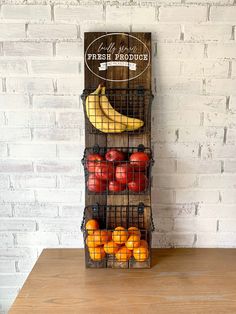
[0,0,236,313]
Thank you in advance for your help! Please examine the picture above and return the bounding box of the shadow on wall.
[151,40,197,249]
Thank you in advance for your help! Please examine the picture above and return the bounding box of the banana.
[85,85,126,133]
[100,86,144,131]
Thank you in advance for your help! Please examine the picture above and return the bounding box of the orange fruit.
[85,219,99,235]
[93,230,109,246]
[128,227,141,237]
[112,227,128,244]
[139,240,148,248]
[115,246,132,262]
[133,246,149,262]
[89,246,106,261]
[86,234,100,248]
[104,241,119,254]
[125,235,141,250]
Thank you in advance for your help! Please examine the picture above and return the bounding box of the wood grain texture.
[9,249,236,314]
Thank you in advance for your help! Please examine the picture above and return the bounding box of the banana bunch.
[85,85,144,133]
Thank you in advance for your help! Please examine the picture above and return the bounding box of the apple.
[95,162,115,181]
[115,164,134,184]
[87,174,107,193]
[105,149,125,164]
[128,173,148,193]
[129,152,150,171]
[86,153,104,173]
[108,181,126,192]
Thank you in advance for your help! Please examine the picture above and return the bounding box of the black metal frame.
[81,144,154,195]
[81,203,154,269]
[81,87,153,134]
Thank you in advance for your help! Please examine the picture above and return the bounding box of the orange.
[133,246,149,262]
[128,227,141,237]
[107,230,112,241]
[86,234,100,248]
[85,219,99,235]
[115,246,132,262]
[139,240,149,248]
[125,235,141,250]
[93,230,109,246]
[104,241,119,255]
[89,246,106,261]
[112,226,128,244]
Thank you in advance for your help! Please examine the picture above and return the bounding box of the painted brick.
[0,233,14,246]
[152,159,176,174]
[55,5,103,21]
[0,274,28,286]
[0,205,12,217]
[156,111,201,126]
[132,24,181,41]
[0,94,29,110]
[11,175,56,189]
[2,5,51,20]
[33,128,82,141]
[154,143,199,158]
[154,60,181,76]
[58,175,83,188]
[177,159,221,174]
[56,112,84,128]
[156,218,174,232]
[0,190,35,203]
[179,127,224,143]
[151,127,177,143]
[9,144,57,159]
[156,77,201,94]
[6,111,55,128]
[0,219,36,231]
[0,260,15,273]
[152,189,174,204]
[201,144,236,159]
[0,60,27,75]
[224,161,236,173]
[205,112,236,128]
[56,41,83,57]
[0,128,31,142]
[229,96,236,112]
[38,219,80,232]
[156,43,204,59]
[182,60,229,78]
[33,95,79,109]
[3,42,52,56]
[57,144,84,159]
[152,232,194,248]
[184,24,231,42]
[198,204,236,218]
[16,232,59,246]
[0,24,25,40]
[0,113,5,126]
[199,175,236,188]
[0,176,9,189]
[7,77,53,93]
[210,6,236,21]
[154,174,198,189]
[159,6,207,22]
[175,189,220,203]
[106,5,156,24]
[30,60,79,75]
[0,161,33,173]
[36,189,82,203]
[154,204,196,218]
[220,219,236,232]
[0,144,8,158]
[207,79,236,96]
[221,189,236,203]
[197,232,236,248]
[0,287,19,299]
[57,77,83,94]
[35,161,80,173]
[14,203,58,218]
[60,233,83,247]
[59,205,83,218]
[28,24,77,39]
[17,258,36,272]
[207,43,236,59]
[174,217,217,232]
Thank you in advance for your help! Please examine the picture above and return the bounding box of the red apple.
[105,149,125,164]
[115,164,134,184]
[129,152,150,171]
[128,173,148,193]
[86,153,104,173]
[87,174,106,193]
[95,162,115,181]
[108,181,126,192]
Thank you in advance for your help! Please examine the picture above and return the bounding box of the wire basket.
[81,87,153,134]
[81,144,154,195]
[81,203,154,269]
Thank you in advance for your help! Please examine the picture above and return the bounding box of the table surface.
[9,248,236,314]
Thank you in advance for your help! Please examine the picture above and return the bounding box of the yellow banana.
[100,86,144,131]
[85,85,126,133]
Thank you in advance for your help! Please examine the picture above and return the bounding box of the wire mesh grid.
[81,203,154,268]
[81,87,153,134]
[81,144,154,195]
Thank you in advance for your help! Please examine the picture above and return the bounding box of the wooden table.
[9,249,236,314]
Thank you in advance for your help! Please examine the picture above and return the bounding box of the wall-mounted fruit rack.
[81,203,154,268]
[82,145,154,195]
[82,32,154,269]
